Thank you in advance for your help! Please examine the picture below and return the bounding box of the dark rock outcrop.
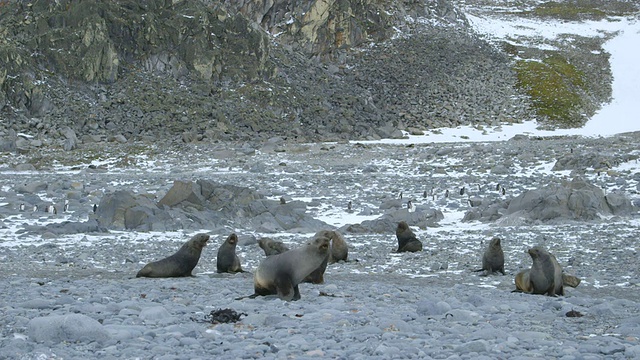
[502,178,634,224]
[341,207,444,233]
[0,0,534,146]
[92,179,330,232]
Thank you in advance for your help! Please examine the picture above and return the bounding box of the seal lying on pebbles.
[136,233,210,278]
[216,233,244,273]
[237,235,331,301]
[395,221,422,252]
[257,238,289,256]
[474,236,505,275]
[514,246,564,296]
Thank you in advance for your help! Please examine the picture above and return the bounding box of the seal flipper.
[292,285,301,301]
[275,276,296,301]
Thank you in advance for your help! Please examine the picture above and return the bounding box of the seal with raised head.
[136,233,210,278]
[515,270,581,292]
[314,229,348,263]
[237,235,331,301]
[395,221,422,252]
[257,237,289,256]
[514,246,564,296]
[216,233,244,273]
[474,237,505,275]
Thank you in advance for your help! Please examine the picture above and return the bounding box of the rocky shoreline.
[1,0,628,148]
[1,131,640,358]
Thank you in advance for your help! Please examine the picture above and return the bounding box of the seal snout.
[228,233,238,245]
[318,237,330,251]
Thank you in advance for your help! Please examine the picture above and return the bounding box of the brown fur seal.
[216,233,244,273]
[257,237,289,256]
[562,273,581,288]
[513,246,564,296]
[237,235,330,301]
[314,229,348,263]
[136,233,209,278]
[395,221,422,252]
[474,237,505,275]
[515,270,581,292]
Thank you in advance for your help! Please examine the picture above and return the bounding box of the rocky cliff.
[0,0,610,148]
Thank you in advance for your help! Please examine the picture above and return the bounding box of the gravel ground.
[1,132,640,359]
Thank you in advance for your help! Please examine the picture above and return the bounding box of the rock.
[16,181,48,194]
[61,126,78,151]
[504,178,628,222]
[95,190,157,230]
[28,314,109,344]
[158,180,205,208]
[14,163,36,171]
[350,207,444,233]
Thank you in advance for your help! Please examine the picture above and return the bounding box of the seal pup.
[513,246,564,296]
[395,221,423,252]
[136,233,210,278]
[474,237,505,275]
[216,233,244,273]
[237,235,331,301]
[258,237,289,256]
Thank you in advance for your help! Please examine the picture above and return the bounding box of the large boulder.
[93,180,329,232]
[28,314,110,344]
[503,178,634,223]
[341,206,444,233]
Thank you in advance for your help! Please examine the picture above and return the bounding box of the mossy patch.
[514,54,585,127]
[520,0,638,21]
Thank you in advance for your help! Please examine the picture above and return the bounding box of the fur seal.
[136,233,210,278]
[395,221,422,252]
[514,246,564,296]
[562,273,581,288]
[314,229,348,264]
[515,270,581,292]
[257,237,289,256]
[216,233,244,273]
[301,230,348,284]
[474,237,505,275]
[238,235,331,301]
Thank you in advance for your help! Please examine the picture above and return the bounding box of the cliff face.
[0,0,528,146]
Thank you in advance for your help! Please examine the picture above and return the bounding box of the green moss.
[530,1,606,20]
[514,54,585,127]
[520,1,638,21]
